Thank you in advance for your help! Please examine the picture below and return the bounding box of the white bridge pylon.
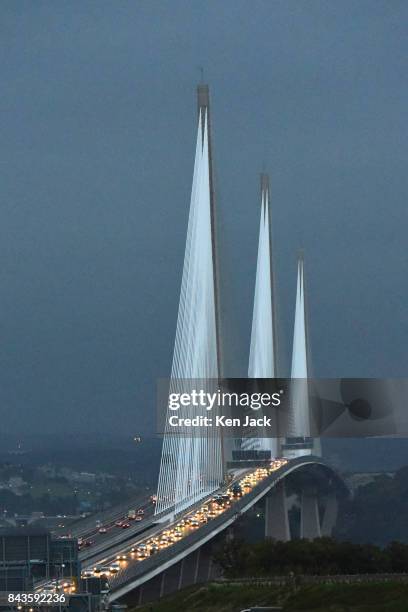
[284,255,320,459]
[155,90,223,516]
[242,174,279,457]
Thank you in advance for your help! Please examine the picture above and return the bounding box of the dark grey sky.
[1,1,407,436]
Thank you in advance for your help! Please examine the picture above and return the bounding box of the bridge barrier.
[217,574,408,585]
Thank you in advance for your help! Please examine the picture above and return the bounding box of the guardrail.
[217,574,408,585]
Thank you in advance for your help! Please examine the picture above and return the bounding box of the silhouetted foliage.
[336,467,408,545]
[213,537,408,577]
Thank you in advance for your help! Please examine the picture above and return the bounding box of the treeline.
[0,490,79,516]
[336,466,408,545]
[0,485,141,516]
[214,538,408,577]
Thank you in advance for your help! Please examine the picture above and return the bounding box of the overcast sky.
[1,1,407,436]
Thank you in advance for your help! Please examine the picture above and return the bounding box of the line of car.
[38,579,77,595]
[83,459,288,580]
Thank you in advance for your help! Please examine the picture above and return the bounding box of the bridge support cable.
[155,89,223,516]
[241,173,279,458]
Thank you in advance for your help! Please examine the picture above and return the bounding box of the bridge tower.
[155,85,224,516]
[240,173,279,459]
[282,254,321,459]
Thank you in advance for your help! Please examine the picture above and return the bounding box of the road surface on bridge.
[106,456,346,601]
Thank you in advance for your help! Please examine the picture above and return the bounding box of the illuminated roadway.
[77,469,251,567]
[76,456,346,603]
[43,456,346,603]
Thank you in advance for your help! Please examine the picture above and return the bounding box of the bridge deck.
[109,456,346,601]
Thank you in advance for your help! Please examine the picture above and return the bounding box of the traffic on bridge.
[82,459,287,583]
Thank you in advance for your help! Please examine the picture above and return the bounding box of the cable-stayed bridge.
[95,84,345,606]
[48,85,348,607]
[154,84,322,519]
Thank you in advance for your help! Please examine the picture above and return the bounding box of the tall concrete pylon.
[283,255,321,458]
[155,86,224,515]
[242,173,279,458]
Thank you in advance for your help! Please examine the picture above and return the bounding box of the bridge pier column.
[137,572,163,605]
[159,570,165,598]
[179,548,200,589]
[161,559,184,597]
[178,557,185,590]
[321,491,338,536]
[300,486,321,539]
[193,547,201,583]
[195,541,214,583]
[265,480,290,541]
